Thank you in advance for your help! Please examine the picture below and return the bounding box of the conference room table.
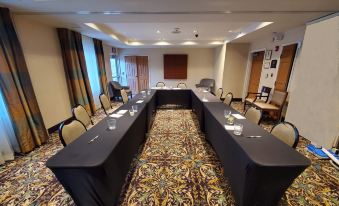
[46,88,310,206]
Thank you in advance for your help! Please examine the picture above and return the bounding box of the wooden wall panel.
[164,54,188,79]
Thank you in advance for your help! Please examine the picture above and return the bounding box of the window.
[110,56,119,82]
[82,35,101,108]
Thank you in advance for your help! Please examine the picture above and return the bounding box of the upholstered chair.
[177,82,187,88]
[223,92,233,106]
[270,122,299,148]
[72,105,93,128]
[216,88,223,100]
[99,93,112,115]
[156,82,166,87]
[121,89,129,104]
[245,107,262,125]
[59,119,87,146]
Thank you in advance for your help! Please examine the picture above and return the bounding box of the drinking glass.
[132,105,138,112]
[233,123,243,136]
[129,108,135,116]
[147,89,151,95]
[224,109,234,125]
[107,118,116,130]
[141,91,146,98]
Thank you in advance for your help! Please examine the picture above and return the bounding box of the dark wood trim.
[48,116,73,134]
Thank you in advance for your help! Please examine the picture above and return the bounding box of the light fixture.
[127,41,144,46]
[209,41,224,45]
[84,23,101,31]
[103,11,112,15]
[156,30,161,34]
[110,34,119,40]
[193,30,197,33]
[154,41,171,46]
[182,41,197,45]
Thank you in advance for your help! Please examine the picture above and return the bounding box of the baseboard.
[48,116,73,135]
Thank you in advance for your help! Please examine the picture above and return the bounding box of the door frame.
[242,48,266,101]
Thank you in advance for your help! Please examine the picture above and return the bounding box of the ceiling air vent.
[172,28,181,34]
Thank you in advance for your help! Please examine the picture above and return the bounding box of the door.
[275,44,298,91]
[125,56,138,94]
[247,51,265,97]
[137,56,149,91]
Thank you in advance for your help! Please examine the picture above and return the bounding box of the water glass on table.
[107,118,116,130]
[224,109,234,125]
[141,91,146,98]
[129,108,135,116]
[132,105,138,112]
[233,122,243,136]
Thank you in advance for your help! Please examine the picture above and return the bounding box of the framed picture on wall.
[270,59,278,68]
[265,50,272,60]
[264,61,270,69]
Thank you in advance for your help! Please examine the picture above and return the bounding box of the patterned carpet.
[0,101,338,205]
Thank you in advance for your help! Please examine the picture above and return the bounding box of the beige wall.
[13,16,72,128]
[118,48,214,88]
[286,14,339,148]
[222,43,250,98]
[103,44,112,82]
[213,43,227,93]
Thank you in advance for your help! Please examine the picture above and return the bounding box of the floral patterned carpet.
[0,102,338,206]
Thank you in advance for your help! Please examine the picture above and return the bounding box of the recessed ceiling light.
[154,41,171,46]
[209,41,224,45]
[84,23,101,31]
[127,41,143,46]
[103,11,112,15]
[110,34,119,40]
[225,10,232,14]
[193,30,197,33]
[156,30,161,34]
[182,41,197,45]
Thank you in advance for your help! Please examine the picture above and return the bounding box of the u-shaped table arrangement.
[46,89,310,206]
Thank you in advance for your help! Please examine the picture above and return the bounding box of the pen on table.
[88,135,100,144]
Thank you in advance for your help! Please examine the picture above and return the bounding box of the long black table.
[204,102,310,206]
[46,89,310,206]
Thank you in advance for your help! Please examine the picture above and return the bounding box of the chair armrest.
[196,84,201,87]
[258,94,270,103]
[245,92,261,99]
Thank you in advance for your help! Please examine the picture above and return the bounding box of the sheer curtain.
[82,35,101,108]
[0,90,17,165]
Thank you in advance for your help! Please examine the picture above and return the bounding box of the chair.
[110,81,132,100]
[223,92,233,106]
[121,89,129,104]
[244,107,262,125]
[195,78,215,92]
[72,105,93,128]
[177,82,187,88]
[99,93,112,115]
[270,121,299,148]
[156,82,166,87]
[59,119,87,146]
[216,88,223,100]
[244,86,272,111]
[253,90,288,121]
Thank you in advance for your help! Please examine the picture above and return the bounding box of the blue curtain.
[0,90,19,164]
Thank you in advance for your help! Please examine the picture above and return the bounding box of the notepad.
[232,114,246,119]
[224,125,235,130]
[202,98,209,102]
[117,110,127,115]
[136,100,144,103]
[109,114,123,118]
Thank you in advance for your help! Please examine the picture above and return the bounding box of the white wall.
[222,43,250,98]
[14,16,72,129]
[118,48,214,88]
[286,15,339,148]
[213,43,227,93]
[243,26,306,98]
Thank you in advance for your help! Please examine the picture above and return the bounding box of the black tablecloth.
[156,89,191,108]
[46,91,156,206]
[203,102,311,206]
[47,90,310,206]
[191,90,221,131]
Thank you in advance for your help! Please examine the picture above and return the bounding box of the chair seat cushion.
[245,97,265,103]
[253,102,279,110]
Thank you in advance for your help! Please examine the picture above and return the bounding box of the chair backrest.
[156,82,166,87]
[245,107,262,125]
[177,82,187,88]
[121,89,129,103]
[111,81,122,90]
[270,90,288,108]
[216,88,223,99]
[99,93,111,115]
[72,105,92,127]
[59,119,87,146]
[261,86,272,95]
[223,92,233,106]
[199,78,215,87]
[270,121,299,148]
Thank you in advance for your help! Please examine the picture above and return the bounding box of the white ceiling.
[0,0,338,48]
